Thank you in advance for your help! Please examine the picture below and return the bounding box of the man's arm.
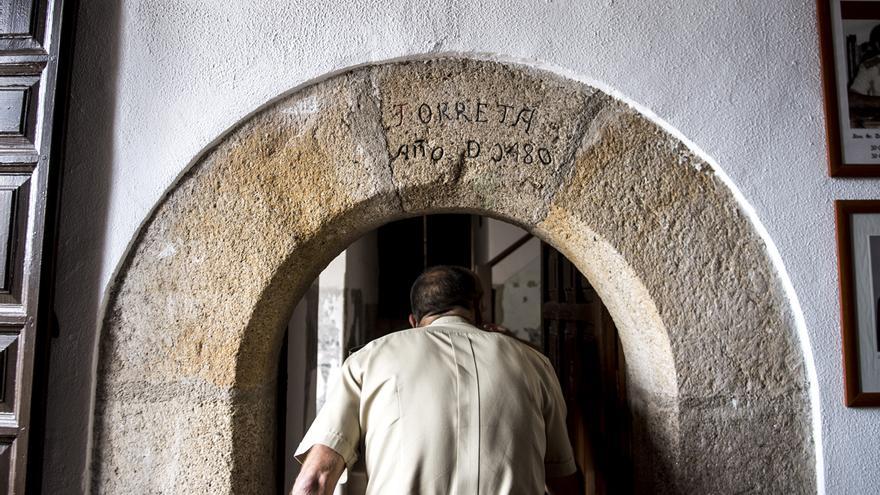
[539,355,582,493]
[546,471,583,495]
[292,352,364,493]
[291,444,346,495]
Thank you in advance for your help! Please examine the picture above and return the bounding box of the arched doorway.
[90,57,815,493]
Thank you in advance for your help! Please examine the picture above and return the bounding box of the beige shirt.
[294,315,577,494]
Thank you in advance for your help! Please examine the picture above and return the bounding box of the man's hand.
[483,322,543,351]
[291,444,345,495]
[482,322,511,335]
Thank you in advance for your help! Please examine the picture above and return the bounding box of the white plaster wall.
[494,256,542,345]
[475,218,542,343]
[485,217,538,282]
[43,0,880,493]
[317,252,346,411]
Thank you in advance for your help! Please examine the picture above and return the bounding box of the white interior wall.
[485,218,539,283]
[316,253,346,413]
[344,230,379,350]
[43,0,880,493]
[475,218,542,343]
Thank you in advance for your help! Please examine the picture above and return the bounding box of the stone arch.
[91,58,814,493]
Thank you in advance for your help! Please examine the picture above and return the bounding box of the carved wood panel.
[0,0,45,52]
[0,175,28,308]
[0,440,11,493]
[0,77,37,151]
[0,0,64,492]
[0,333,17,417]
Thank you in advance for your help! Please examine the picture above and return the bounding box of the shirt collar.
[428,315,472,326]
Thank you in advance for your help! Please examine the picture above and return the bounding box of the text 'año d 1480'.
[390,139,552,165]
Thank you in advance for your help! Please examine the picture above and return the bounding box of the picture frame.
[818,1,880,176]
[836,200,880,406]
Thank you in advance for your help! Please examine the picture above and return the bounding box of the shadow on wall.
[628,399,677,493]
[42,0,121,492]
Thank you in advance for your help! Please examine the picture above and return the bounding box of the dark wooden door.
[373,214,472,339]
[0,0,66,492]
[541,243,632,495]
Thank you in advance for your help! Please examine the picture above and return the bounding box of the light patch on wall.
[317,251,346,411]
[284,94,321,116]
[156,242,176,259]
[494,255,541,345]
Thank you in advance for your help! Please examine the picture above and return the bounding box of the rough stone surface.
[538,100,813,492]
[93,58,814,493]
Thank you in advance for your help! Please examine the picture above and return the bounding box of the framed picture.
[818,1,880,176]
[836,200,880,406]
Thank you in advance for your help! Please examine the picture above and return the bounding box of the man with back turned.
[292,265,581,494]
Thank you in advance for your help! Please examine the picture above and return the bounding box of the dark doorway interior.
[280,214,632,494]
[542,245,632,494]
[373,215,473,340]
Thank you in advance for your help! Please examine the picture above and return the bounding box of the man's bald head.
[409,265,483,324]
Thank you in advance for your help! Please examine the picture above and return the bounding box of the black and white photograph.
[844,18,880,128]
[819,1,880,174]
[837,200,880,406]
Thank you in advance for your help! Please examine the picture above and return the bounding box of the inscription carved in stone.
[386,100,552,165]
[368,60,598,220]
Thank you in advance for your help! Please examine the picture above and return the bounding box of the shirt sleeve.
[294,352,364,475]
[540,358,578,478]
